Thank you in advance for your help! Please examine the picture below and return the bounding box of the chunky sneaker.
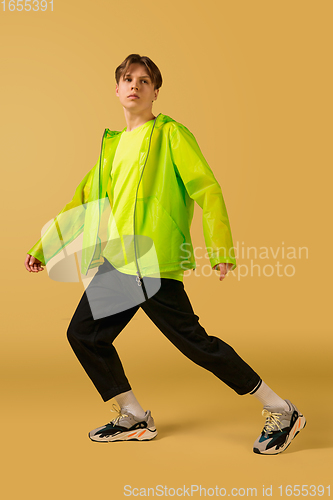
[88,404,158,443]
[253,399,306,455]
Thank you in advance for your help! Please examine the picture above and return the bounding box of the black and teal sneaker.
[253,399,306,455]
[88,405,157,443]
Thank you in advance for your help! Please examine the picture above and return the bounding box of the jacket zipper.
[133,114,160,297]
[85,128,107,272]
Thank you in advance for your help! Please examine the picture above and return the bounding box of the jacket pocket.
[149,196,186,261]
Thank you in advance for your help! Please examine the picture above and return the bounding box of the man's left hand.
[213,263,234,281]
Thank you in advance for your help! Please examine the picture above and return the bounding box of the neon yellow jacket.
[27,113,237,278]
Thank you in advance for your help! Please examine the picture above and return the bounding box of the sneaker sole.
[253,414,306,455]
[89,427,158,443]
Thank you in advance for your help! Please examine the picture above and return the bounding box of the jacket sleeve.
[170,124,237,271]
[27,157,100,266]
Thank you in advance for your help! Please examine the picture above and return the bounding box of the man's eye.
[125,78,148,83]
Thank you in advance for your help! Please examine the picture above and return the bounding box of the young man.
[25,54,306,455]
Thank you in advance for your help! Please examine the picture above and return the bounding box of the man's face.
[115,63,159,113]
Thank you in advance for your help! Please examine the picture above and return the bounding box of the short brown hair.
[115,54,163,90]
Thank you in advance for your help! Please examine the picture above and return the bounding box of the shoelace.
[109,403,129,426]
[262,409,283,433]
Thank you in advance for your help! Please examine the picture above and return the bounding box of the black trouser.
[67,259,261,402]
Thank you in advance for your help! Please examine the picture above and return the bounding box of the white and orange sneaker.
[88,405,157,443]
[253,399,306,455]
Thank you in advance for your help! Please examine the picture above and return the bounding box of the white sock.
[114,390,146,419]
[250,380,289,410]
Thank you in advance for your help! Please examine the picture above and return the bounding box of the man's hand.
[213,262,233,281]
[25,254,44,273]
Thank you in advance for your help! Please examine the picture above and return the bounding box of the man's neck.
[124,111,156,132]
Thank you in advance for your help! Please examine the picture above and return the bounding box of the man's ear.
[154,88,159,100]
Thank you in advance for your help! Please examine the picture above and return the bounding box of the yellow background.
[1,0,332,498]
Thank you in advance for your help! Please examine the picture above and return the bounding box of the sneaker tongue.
[112,410,144,429]
[264,405,285,413]
[264,401,291,413]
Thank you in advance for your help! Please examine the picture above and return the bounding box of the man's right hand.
[25,254,44,273]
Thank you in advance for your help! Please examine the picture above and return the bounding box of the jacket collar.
[106,112,174,136]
